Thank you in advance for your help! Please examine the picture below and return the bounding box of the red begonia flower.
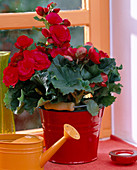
[46,12,62,24]
[101,72,108,82]
[22,50,31,59]
[30,51,51,70]
[99,50,109,59]
[65,47,77,60]
[89,83,95,88]
[50,48,64,58]
[64,55,73,61]
[88,47,100,64]
[35,43,47,53]
[99,82,107,87]
[76,47,87,61]
[18,56,35,81]
[61,41,70,48]
[10,51,24,66]
[98,73,108,87]
[3,66,19,87]
[15,35,33,50]
[85,42,93,46]
[49,25,71,46]
[42,28,51,38]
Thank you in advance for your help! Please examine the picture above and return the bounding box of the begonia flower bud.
[62,19,71,27]
[35,6,45,16]
[53,8,60,13]
[43,7,49,14]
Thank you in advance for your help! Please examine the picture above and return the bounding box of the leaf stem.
[71,90,85,105]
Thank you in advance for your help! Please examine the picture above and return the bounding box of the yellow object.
[44,102,75,111]
[0,124,80,170]
[0,51,15,134]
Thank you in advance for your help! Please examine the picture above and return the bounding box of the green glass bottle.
[0,51,15,133]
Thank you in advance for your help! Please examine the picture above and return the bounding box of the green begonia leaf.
[109,83,123,94]
[81,68,92,80]
[48,55,93,95]
[85,64,102,77]
[34,16,45,22]
[87,99,99,116]
[117,64,123,70]
[99,58,116,74]
[89,74,103,83]
[99,95,116,107]
[109,68,121,82]
[32,27,42,31]
[50,67,87,95]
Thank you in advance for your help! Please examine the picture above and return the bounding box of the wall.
[110,0,137,145]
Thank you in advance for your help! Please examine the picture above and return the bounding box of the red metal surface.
[39,108,104,164]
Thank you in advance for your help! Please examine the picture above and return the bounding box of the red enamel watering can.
[0,124,80,170]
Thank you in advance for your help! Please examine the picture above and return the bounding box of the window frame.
[0,0,110,138]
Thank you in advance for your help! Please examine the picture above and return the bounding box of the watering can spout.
[40,124,80,168]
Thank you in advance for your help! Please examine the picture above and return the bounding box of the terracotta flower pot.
[39,107,104,164]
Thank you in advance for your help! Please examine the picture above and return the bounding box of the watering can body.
[0,124,80,170]
[0,134,44,170]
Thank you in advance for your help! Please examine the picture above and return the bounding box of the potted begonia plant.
[3,2,122,164]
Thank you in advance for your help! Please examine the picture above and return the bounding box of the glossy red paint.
[39,108,104,164]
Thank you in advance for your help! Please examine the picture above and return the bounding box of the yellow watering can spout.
[40,124,80,168]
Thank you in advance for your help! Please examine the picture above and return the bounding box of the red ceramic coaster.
[109,149,137,165]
